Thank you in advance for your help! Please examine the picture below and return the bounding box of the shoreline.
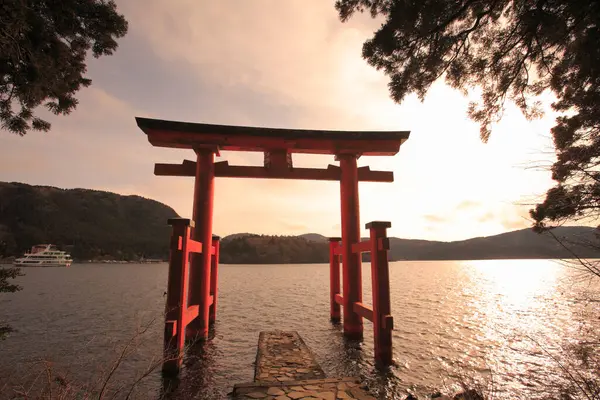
[2,257,599,267]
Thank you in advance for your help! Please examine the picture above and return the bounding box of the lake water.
[0,260,598,399]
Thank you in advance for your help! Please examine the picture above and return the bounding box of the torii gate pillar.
[338,154,363,339]
[187,148,215,339]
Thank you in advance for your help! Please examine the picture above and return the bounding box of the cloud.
[280,221,309,233]
[423,214,447,223]
[114,0,392,130]
[456,200,480,210]
[477,212,495,223]
[501,215,531,231]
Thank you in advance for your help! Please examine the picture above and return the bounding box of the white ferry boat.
[13,244,73,267]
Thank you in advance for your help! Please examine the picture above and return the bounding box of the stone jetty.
[231,331,377,400]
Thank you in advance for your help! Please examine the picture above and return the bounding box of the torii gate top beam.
[136,117,410,156]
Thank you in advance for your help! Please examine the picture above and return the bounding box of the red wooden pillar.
[328,237,341,322]
[367,221,393,366]
[209,235,220,324]
[338,154,363,339]
[188,148,215,340]
[163,218,193,375]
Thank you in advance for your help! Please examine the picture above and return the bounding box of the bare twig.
[97,316,158,400]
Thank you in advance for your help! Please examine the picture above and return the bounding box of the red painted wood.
[209,236,220,324]
[177,224,192,369]
[185,305,199,325]
[144,129,403,156]
[136,117,409,145]
[351,240,371,254]
[165,223,185,321]
[154,161,394,182]
[378,237,390,251]
[187,239,202,254]
[352,302,374,322]
[368,222,393,366]
[334,293,344,305]
[382,314,394,330]
[165,320,177,337]
[163,219,195,375]
[339,154,363,339]
[188,149,215,340]
[328,238,341,322]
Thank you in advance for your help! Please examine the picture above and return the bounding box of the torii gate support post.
[367,221,393,366]
[338,154,363,339]
[328,238,341,322]
[188,148,215,340]
[163,218,201,375]
[163,220,189,375]
[209,235,220,324]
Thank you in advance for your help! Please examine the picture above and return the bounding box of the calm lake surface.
[0,260,598,399]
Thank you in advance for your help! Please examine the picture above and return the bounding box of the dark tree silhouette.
[0,266,22,339]
[1,0,128,135]
[336,0,600,231]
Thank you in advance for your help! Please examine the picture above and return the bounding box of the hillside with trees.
[1,182,599,264]
[220,226,600,263]
[219,234,329,264]
[0,182,177,261]
[384,226,600,261]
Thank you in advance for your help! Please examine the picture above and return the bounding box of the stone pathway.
[233,377,376,400]
[254,331,326,383]
[232,331,377,400]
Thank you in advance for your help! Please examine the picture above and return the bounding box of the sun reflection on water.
[462,259,571,395]
[470,259,562,311]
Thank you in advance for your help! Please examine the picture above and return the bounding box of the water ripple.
[0,260,598,399]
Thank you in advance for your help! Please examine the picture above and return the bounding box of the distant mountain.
[0,182,178,261]
[385,226,600,260]
[219,234,328,264]
[299,233,328,242]
[1,181,598,264]
[218,226,600,263]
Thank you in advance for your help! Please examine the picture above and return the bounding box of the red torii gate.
[135,117,410,374]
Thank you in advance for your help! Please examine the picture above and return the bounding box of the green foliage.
[0,266,23,339]
[0,266,22,293]
[219,234,329,264]
[0,182,178,261]
[0,0,128,135]
[336,0,600,231]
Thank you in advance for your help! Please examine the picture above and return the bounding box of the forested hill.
[219,234,329,264]
[220,226,600,263]
[0,182,178,260]
[384,226,600,261]
[1,182,599,263]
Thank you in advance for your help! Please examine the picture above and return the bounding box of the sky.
[0,0,561,241]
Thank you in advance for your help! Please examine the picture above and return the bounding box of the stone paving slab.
[231,331,377,400]
[254,331,326,383]
[232,377,377,400]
